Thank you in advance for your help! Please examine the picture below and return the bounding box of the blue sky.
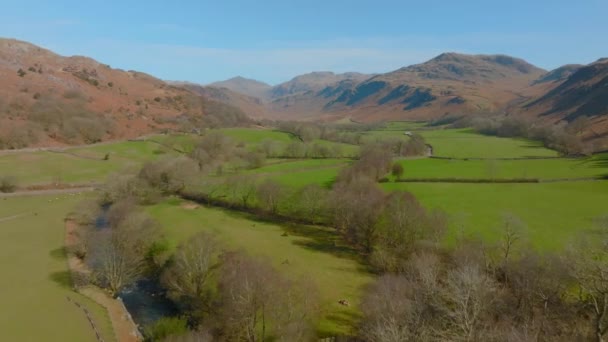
[1,0,607,85]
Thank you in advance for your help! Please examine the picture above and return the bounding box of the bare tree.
[568,223,608,342]
[86,201,160,295]
[256,179,285,214]
[217,251,318,341]
[291,183,328,223]
[162,232,219,321]
[224,174,258,208]
[329,177,385,252]
[441,263,497,341]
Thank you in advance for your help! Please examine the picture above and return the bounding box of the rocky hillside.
[209,76,272,100]
[0,38,248,148]
[519,59,608,142]
[263,53,545,121]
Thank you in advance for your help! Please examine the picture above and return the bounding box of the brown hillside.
[0,38,244,148]
[209,76,272,100]
[264,53,546,122]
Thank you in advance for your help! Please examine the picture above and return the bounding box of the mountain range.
[1,37,607,148]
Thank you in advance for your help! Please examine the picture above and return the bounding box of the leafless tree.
[162,232,219,320]
[329,177,385,252]
[291,183,328,223]
[224,174,258,208]
[568,222,608,342]
[256,179,285,214]
[217,251,318,341]
[441,262,497,341]
[85,201,160,295]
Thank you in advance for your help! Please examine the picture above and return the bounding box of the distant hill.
[519,59,608,141]
[209,76,272,100]
[262,53,545,121]
[0,38,249,148]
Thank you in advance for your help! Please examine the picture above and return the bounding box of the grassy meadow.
[2,122,607,339]
[148,198,373,337]
[0,194,115,342]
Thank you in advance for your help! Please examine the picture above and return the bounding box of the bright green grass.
[0,141,175,186]
[394,157,606,180]
[148,198,373,337]
[381,181,608,250]
[268,166,342,188]
[363,128,557,158]
[418,129,557,158]
[247,159,350,174]
[379,121,427,131]
[0,194,115,342]
[218,128,295,143]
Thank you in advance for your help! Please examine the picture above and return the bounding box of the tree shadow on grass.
[219,208,370,270]
[49,246,67,260]
[318,309,362,338]
[49,270,73,289]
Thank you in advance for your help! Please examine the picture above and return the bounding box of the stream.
[95,207,179,330]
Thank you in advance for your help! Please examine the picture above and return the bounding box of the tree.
[162,232,219,321]
[291,183,328,223]
[85,201,160,295]
[256,180,285,214]
[568,220,608,342]
[225,174,258,208]
[441,263,497,341]
[391,162,404,180]
[371,192,444,272]
[217,251,318,341]
[329,177,385,252]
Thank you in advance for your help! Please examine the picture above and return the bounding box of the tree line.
[70,127,608,341]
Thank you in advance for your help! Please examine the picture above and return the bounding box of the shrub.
[0,176,18,193]
[17,68,26,77]
[143,317,188,341]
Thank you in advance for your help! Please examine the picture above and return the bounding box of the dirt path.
[0,186,96,198]
[65,220,142,342]
[0,213,29,223]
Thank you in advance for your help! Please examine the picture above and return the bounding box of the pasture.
[393,156,607,180]
[364,127,558,158]
[382,180,608,250]
[0,140,176,186]
[0,194,115,341]
[148,198,373,337]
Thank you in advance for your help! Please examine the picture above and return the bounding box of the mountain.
[269,71,370,99]
[179,83,269,119]
[0,38,248,148]
[209,76,272,100]
[532,64,583,85]
[260,53,545,122]
[519,59,608,141]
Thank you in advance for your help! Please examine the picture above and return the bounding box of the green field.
[148,198,373,337]
[0,194,115,341]
[393,157,606,180]
[0,140,175,186]
[2,124,607,339]
[363,127,558,158]
[381,181,608,250]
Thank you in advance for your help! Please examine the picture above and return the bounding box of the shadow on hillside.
[49,270,72,289]
[49,246,67,260]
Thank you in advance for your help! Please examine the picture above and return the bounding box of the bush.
[0,175,18,193]
[143,317,188,341]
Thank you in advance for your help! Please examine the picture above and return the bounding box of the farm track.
[0,186,96,198]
